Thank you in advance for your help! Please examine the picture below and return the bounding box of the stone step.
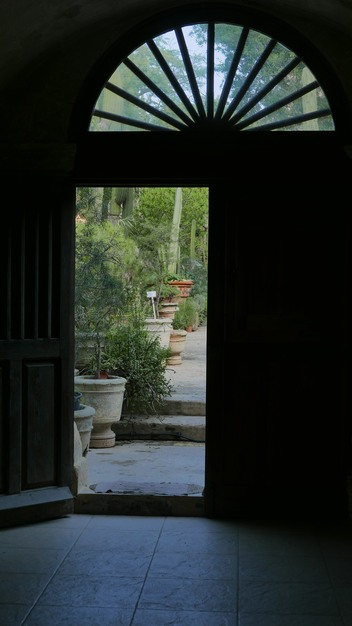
[113,415,205,442]
[160,395,206,416]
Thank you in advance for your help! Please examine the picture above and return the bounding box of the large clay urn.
[168,279,194,303]
[144,317,172,349]
[158,301,179,320]
[167,330,188,365]
[74,375,127,448]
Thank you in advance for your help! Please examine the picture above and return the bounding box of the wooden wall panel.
[0,366,4,492]
[22,362,58,489]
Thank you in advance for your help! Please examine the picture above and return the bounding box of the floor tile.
[162,517,238,533]
[318,527,352,558]
[73,527,160,554]
[37,574,144,608]
[239,527,320,557]
[0,524,83,550]
[139,577,237,612]
[239,614,344,625]
[334,584,352,617]
[47,514,92,529]
[0,515,351,626]
[58,548,152,577]
[24,605,134,625]
[0,547,67,574]
[325,558,352,584]
[148,550,237,579]
[0,604,32,626]
[0,572,50,605]
[132,608,237,625]
[156,530,238,554]
[86,515,165,531]
[240,554,329,582]
[240,581,339,615]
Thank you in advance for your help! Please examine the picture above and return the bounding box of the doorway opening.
[74,186,208,509]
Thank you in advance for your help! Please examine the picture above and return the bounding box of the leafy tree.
[133,187,208,272]
[75,220,126,376]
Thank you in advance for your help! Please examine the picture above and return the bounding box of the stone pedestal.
[145,317,172,349]
[74,404,95,456]
[72,423,93,495]
[167,330,187,365]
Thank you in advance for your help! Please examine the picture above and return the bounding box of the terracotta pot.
[158,302,179,320]
[167,329,187,365]
[168,279,194,302]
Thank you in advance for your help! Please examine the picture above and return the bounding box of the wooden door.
[0,179,75,528]
[205,153,351,519]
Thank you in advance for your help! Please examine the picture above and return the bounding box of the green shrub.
[173,297,199,330]
[104,321,173,415]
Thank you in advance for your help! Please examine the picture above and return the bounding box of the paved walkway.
[86,325,207,496]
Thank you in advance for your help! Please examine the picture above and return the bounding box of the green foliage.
[75,220,126,376]
[160,284,180,301]
[75,186,208,377]
[173,297,199,331]
[193,293,207,326]
[75,217,147,376]
[104,319,173,415]
[134,187,208,273]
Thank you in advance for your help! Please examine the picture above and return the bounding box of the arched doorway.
[70,6,351,518]
[1,5,350,527]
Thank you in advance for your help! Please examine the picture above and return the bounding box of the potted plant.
[167,273,194,302]
[103,317,173,417]
[172,296,199,332]
[74,218,128,448]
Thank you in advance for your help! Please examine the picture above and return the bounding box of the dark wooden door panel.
[0,365,6,493]
[22,362,58,489]
[0,181,75,527]
[206,167,351,518]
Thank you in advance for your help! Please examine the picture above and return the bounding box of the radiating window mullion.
[175,27,206,120]
[207,22,215,119]
[247,108,331,131]
[105,82,188,129]
[89,21,334,133]
[233,79,320,130]
[123,58,193,126]
[222,38,277,122]
[147,40,199,122]
[215,27,249,120]
[93,110,172,131]
[230,57,302,125]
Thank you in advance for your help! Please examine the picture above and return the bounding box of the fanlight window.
[90,22,334,132]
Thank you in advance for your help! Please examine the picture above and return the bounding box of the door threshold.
[74,492,205,516]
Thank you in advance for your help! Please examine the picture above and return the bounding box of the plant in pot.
[167,273,194,303]
[129,220,178,346]
[166,297,199,365]
[104,316,174,418]
[172,296,199,332]
[74,219,128,448]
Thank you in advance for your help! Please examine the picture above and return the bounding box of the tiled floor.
[1,514,352,625]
